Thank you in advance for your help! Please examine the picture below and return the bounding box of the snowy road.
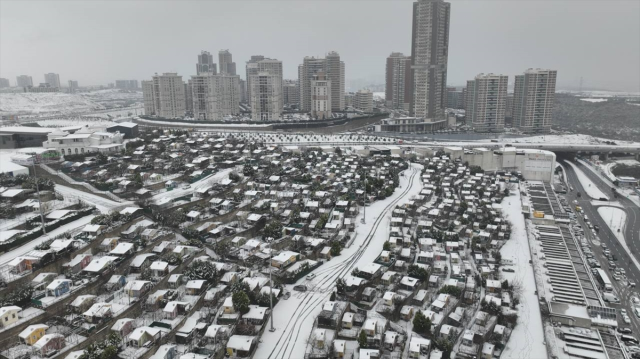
[0,214,95,267]
[253,163,424,359]
[499,187,548,359]
[150,167,235,204]
[565,161,609,200]
[55,185,132,213]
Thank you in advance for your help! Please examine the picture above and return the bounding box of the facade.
[354,90,374,113]
[505,94,514,123]
[446,87,464,109]
[44,73,61,88]
[245,55,265,102]
[239,79,247,103]
[16,75,33,88]
[184,80,193,113]
[115,80,139,90]
[411,0,451,121]
[43,130,125,155]
[68,80,79,93]
[0,78,9,88]
[25,83,60,93]
[191,73,241,121]
[385,52,412,110]
[142,73,186,119]
[513,68,557,133]
[466,74,508,132]
[376,116,446,133]
[196,51,217,75]
[298,53,345,112]
[283,80,300,106]
[219,50,236,75]
[310,72,332,120]
[0,306,21,328]
[250,72,282,121]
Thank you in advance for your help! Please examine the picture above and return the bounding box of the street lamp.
[29,153,47,235]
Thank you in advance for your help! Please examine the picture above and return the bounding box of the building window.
[75,148,78,154]
[12,313,15,318]
[81,148,84,153]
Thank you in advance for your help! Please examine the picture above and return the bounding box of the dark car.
[618,327,633,334]
[293,285,307,292]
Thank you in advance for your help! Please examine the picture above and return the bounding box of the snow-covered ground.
[0,214,94,266]
[254,164,423,359]
[500,134,639,146]
[580,98,608,103]
[565,161,609,200]
[499,187,548,359]
[36,118,117,128]
[55,184,131,213]
[597,206,626,243]
[0,92,104,115]
[557,90,640,98]
[137,117,272,128]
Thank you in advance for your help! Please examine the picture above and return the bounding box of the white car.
[622,309,628,316]
[182,184,191,189]
[633,297,640,304]
[624,315,632,324]
[306,273,316,280]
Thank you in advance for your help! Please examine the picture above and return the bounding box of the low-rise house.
[150,261,169,277]
[226,335,256,357]
[46,279,72,297]
[243,305,268,325]
[124,280,153,298]
[128,326,161,348]
[163,301,191,320]
[409,337,431,358]
[69,295,96,313]
[33,333,65,356]
[185,280,207,295]
[271,251,299,268]
[63,253,92,273]
[19,324,49,345]
[111,318,135,338]
[83,303,113,323]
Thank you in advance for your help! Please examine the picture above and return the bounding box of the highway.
[563,159,640,333]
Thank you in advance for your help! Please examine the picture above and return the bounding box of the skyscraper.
[16,75,33,88]
[197,51,217,75]
[326,51,345,111]
[513,68,557,133]
[191,73,240,120]
[44,73,61,88]
[465,74,508,132]
[245,55,265,102]
[385,52,412,110]
[298,53,345,112]
[250,72,282,121]
[142,73,186,119]
[68,80,79,93]
[219,50,236,75]
[410,0,450,120]
[0,78,10,88]
[311,72,332,120]
[115,80,139,90]
[283,80,300,107]
[354,90,374,113]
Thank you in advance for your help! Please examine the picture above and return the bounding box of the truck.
[603,292,620,303]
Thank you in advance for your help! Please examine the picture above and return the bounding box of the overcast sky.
[1,0,639,91]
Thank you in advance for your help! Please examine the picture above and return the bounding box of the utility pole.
[269,243,275,332]
[30,153,47,235]
[363,174,366,224]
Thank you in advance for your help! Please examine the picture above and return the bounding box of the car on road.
[182,184,191,189]
[282,292,291,300]
[624,315,632,324]
[594,225,600,232]
[621,335,639,345]
[613,274,621,281]
[618,327,633,334]
[622,309,628,316]
[633,297,640,305]
[306,273,316,280]
[630,282,636,288]
[609,261,617,269]
[621,269,626,275]
[293,285,307,292]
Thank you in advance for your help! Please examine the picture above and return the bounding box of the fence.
[39,164,123,202]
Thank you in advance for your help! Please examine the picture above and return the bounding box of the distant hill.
[553,93,640,141]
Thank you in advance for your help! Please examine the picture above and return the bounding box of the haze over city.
[1,0,639,91]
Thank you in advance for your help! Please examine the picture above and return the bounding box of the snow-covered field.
[580,98,608,103]
[499,187,548,359]
[500,134,638,146]
[597,206,626,243]
[36,118,117,128]
[137,117,272,128]
[565,161,609,200]
[0,90,142,118]
[206,132,394,145]
[0,214,95,266]
[254,164,423,359]
[557,90,640,98]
